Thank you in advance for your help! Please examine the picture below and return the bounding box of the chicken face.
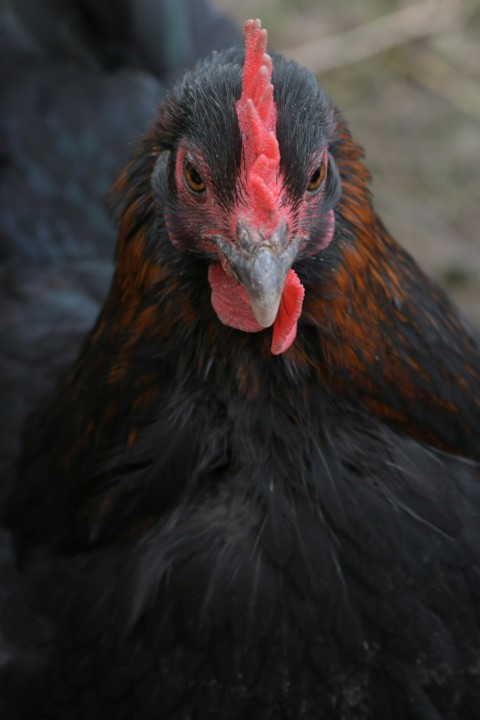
[157,20,341,354]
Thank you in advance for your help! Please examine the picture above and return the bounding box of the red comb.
[236,19,280,231]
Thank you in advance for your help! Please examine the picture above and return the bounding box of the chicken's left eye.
[183,159,206,194]
[307,157,327,193]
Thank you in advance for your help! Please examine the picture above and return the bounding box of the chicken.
[2,17,480,720]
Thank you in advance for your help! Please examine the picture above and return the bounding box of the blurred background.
[218,0,480,324]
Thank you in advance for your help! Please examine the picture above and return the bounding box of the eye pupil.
[190,167,202,186]
[183,159,206,194]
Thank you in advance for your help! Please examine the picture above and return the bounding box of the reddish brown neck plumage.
[235,19,282,233]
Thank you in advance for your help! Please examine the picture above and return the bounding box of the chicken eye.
[307,158,327,193]
[183,159,206,194]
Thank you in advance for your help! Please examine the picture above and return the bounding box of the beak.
[215,222,299,328]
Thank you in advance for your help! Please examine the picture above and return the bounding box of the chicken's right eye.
[183,159,206,194]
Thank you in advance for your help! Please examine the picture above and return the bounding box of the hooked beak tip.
[216,223,299,328]
[239,244,292,328]
[247,294,281,328]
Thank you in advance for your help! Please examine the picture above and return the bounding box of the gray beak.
[215,222,298,328]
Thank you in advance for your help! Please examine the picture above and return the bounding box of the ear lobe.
[151,151,170,200]
[324,151,342,209]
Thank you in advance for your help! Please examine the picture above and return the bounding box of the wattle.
[208,263,304,354]
[271,269,305,355]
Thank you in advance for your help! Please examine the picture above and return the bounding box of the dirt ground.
[216,0,480,326]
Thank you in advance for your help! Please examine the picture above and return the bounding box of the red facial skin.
[169,143,334,354]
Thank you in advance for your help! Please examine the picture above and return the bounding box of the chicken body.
[3,20,480,720]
